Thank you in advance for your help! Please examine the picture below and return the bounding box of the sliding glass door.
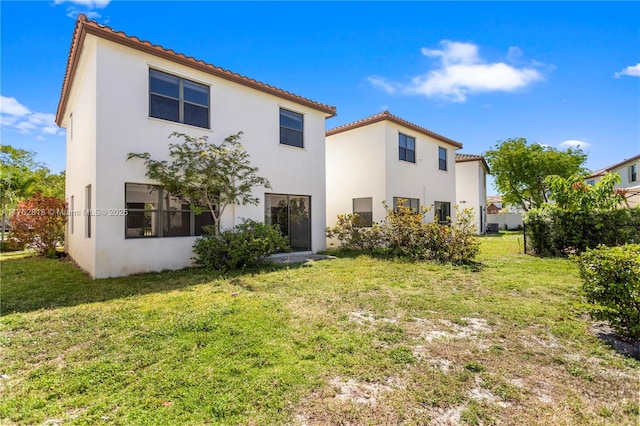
[265,194,311,251]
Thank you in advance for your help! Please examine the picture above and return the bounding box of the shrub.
[574,244,640,339]
[525,208,640,256]
[193,219,290,270]
[325,213,385,252]
[326,200,480,264]
[11,193,66,257]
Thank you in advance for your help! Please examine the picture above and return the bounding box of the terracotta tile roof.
[325,111,463,149]
[455,153,490,173]
[56,14,337,126]
[586,153,640,178]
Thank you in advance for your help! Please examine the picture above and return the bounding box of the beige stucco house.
[586,154,640,207]
[56,15,336,278]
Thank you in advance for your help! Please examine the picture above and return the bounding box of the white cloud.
[369,40,546,103]
[559,139,590,149]
[614,63,640,78]
[367,76,400,94]
[0,95,63,137]
[54,0,111,8]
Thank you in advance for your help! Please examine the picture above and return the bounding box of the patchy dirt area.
[294,312,640,425]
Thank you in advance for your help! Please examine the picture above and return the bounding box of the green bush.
[326,201,480,264]
[525,208,640,256]
[574,244,640,339]
[326,213,386,252]
[193,219,290,270]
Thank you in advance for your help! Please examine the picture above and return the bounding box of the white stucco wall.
[63,35,329,278]
[326,119,458,247]
[455,160,488,234]
[62,36,98,277]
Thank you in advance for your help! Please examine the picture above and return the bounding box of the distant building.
[586,154,640,207]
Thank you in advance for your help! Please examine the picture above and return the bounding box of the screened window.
[353,197,373,227]
[630,164,638,183]
[399,134,415,163]
[280,109,304,148]
[439,147,447,171]
[393,197,419,213]
[125,183,214,238]
[435,201,451,225]
[149,69,210,129]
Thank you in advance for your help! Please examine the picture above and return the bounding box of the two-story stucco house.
[586,153,640,207]
[55,15,336,278]
[325,111,461,234]
[455,154,490,234]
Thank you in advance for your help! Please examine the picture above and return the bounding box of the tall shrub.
[11,193,66,257]
[574,244,640,339]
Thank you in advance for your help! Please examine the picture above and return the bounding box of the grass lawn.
[1,234,638,425]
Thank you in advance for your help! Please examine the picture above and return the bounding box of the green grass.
[1,235,639,425]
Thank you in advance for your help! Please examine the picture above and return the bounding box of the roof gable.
[56,14,336,125]
[326,111,463,149]
[455,153,490,173]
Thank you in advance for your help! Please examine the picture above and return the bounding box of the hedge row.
[525,208,640,256]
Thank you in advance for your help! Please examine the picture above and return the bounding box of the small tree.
[484,138,587,211]
[546,172,628,211]
[11,193,66,257]
[128,132,270,235]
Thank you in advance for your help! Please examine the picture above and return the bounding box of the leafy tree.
[11,193,66,257]
[546,172,628,211]
[484,138,587,211]
[128,132,270,235]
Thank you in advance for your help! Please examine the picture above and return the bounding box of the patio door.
[265,194,311,251]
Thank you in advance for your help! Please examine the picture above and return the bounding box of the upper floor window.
[125,183,214,238]
[399,134,415,163]
[353,197,373,227]
[586,179,595,186]
[630,164,638,183]
[439,147,447,171]
[280,108,304,148]
[149,69,210,129]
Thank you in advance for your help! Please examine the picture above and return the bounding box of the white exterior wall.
[326,120,457,246]
[62,37,98,277]
[486,213,524,230]
[64,36,328,278]
[383,122,456,223]
[456,161,487,234]
[326,122,387,228]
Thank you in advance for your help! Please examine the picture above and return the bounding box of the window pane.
[399,134,407,149]
[150,69,179,98]
[280,127,303,147]
[163,211,191,236]
[183,80,209,106]
[407,150,415,163]
[265,194,289,238]
[407,137,415,150]
[150,95,179,122]
[289,196,311,251]
[195,212,215,236]
[353,197,373,227]
[439,147,447,170]
[162,192,188,211]
[280,109,303,130]
[126,184,158,208]
[126,211,158,237]
[183,103,209,128]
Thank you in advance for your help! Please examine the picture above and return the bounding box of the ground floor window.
[125,183,214,238]
[265,193,311,251]
[393,197,419,213]
[434,201,451,225]
[352,197,373,227]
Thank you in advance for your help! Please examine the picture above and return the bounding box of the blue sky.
[1,1,639,195]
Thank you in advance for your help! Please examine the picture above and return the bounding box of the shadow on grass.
[323,249,484,271]
[0,254,305,315]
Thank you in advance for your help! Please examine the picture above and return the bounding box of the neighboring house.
[486,203,501,215]
[55,15,336,278]
[325,111,461,237]
[585,153,640,207]
[455,154,490,234]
